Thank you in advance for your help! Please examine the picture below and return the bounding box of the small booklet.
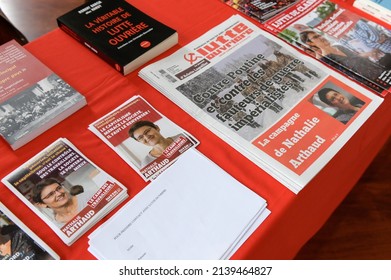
[89,95,199,181]
[0,202,60,260]
[88,148,270,260]
[1,138,128,245]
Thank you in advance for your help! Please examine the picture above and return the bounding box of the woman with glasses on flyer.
[31,178,91,226]
[128,120,185,168]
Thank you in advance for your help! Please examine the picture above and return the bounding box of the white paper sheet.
[88,149,269,260]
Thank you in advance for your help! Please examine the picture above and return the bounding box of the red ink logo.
[184,53,202,64]
[140,41,151,48]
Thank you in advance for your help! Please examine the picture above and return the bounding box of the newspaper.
[89,95,199,181]
[139,14,383,193]
[263,0,391,96]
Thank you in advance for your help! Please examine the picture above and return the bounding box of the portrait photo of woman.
[311,84,365,125]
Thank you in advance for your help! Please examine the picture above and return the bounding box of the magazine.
[0,202,60,260]
[139,14,383,193]
[263,0,391,96]
[89,95,199,181]
[88,148,270,260]
[1,138,128,245]
[222,0,300,23]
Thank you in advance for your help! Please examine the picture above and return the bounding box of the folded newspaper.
[139,14,383,193]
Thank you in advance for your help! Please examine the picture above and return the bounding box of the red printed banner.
[314,7,362,39]
[253,77,371,175]
[92,98,161,146]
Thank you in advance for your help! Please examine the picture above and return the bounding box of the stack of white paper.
[88,149,270,260]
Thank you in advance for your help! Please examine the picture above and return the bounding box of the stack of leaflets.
[89,95,199,181]
[262,0,391,97]
[0,40,86,150]
[222,0,300,23]
[1,138,128,245]
[0,202,59,260]
[88,148,270,260]
[139,14,383,193]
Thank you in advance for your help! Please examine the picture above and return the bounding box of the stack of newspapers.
[139,15,383,193]
[88,149,270,260]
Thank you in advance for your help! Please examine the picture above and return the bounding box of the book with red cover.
[57,0,178,75]
[0,40,86,150]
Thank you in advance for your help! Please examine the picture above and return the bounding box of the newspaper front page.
[139,14,383,193]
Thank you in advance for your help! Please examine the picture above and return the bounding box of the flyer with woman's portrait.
[89,95,200,181]
[1,138,128,245]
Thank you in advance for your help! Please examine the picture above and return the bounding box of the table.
[0,0,390,260]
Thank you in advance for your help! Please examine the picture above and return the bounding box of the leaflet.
[1,138,128,245]
[89,95,199,181]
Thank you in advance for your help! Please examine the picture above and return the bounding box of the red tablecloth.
[0,0,390,260]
